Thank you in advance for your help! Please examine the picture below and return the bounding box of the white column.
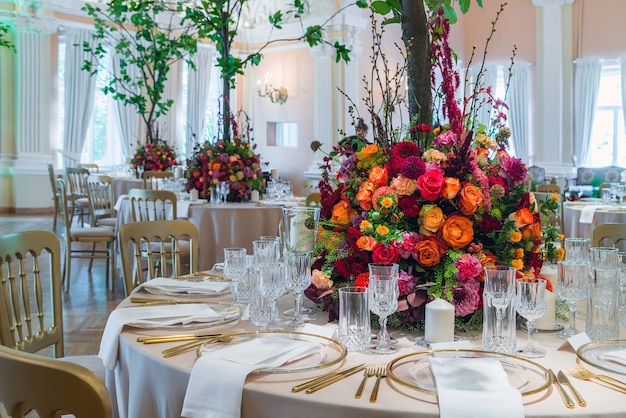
[531,0,574,176]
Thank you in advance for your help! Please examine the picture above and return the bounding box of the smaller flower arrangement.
[185,113,266,202]
[131,139,177,172]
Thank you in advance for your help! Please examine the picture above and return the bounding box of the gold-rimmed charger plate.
[126,301,241,330]
[577,339,626,376]
[142,276,231,298]
[196,331,347,374]
[387,349,550,397]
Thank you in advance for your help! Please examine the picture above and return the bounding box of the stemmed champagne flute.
[283,251,312,327]
[557,260,589,338]
[368,263,399,354]
[516,278,547,358]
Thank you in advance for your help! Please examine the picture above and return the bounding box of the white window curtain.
[573,57,601,167]
[469,64,498,128]
[155,61,181,145]
[110,40,140,159]
[186,45,215,155]
[620,56,626,134]
[62,27,99,168]
[507,61,532,163]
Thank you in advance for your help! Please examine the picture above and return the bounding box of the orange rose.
[509,208,534,228]
[212,163,221,171]
[356,144,379,161]
[390,175,418,196]
[441,177,461,199]
[368,166,388,187]
[457,183,484,215]
[356,235,376,251]
[356,181,376,211]
[419,205,445,235]
[331,200,357,225]
[440,214,474,249]
[522,223,542,241]
[311,269,334,290]
[413,238,443,268]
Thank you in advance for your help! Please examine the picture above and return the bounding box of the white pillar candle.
[250,190,259,202]
[189,189,199,201]
[174,166,183,178]
[535,289,556,330]
[540,265,559,299]
[424,298,455,343]
[270,168,279,180]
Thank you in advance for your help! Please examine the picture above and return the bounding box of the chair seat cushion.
[59,354,106,381]
[74,197,90,207]
[97,217,117,227]
[140,239,191,254]
[70,227,115,239]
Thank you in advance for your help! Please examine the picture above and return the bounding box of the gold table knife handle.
[550,369,574,409]
[355,371,369,399]
[292,364,365,393]
[305,366,366,394]
[558,371,586,407]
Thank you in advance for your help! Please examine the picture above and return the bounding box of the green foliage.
[371,0,482,25]
[81,0,198,144]
[0,23,15,53]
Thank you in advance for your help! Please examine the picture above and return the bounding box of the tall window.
[587,62,626,167]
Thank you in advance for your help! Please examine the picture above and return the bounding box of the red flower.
[354,272,369,288]
[398,195,420,218]
[392,142,419,159]
[372,242,400,264]
[417,170,445,201]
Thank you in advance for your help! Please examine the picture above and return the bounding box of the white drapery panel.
[620,57,626,137]
[155,61,181,146]
[62,28,99,169]
[507,61,532,162]
[573,58,601,167]
[110,40,140,159]
[469,64,498,128]
[186,45,214,156]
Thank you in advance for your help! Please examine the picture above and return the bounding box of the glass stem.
[526,319,536,350]
[293,293,303,325]
[568,301,578,332]
[378,316,389,349]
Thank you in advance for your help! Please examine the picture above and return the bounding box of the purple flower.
[398,231,420,259]
[219,153,230,163]
[243,166,254,177]
[400,156,426,179]
[433,131,457,148]
[454,253,482,281]
[398,271,416,297]
[498,154,527,188]
[452,280,481,317]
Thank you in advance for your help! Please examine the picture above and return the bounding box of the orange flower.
[509,232,522,243]
[390,175,418,196]
[368,166,388,187]
[441,177,461,199]
[212,163,221,171]
[440,214,474,250]
[331,200,357,225]
[355,182,376,211]
[515,248,524,258]
[510,208,534,228]
[356,235,376,251]
[359,219,372,232]
[557,247,565,260]
[511,259,524,270]
[414,238,443,268]
[522,223,542,241]
[419,205,445,235]
[376,225,390,236]
[372,186,397,213]
[457,183,484,215]
[311,269,334,290]
[356,144,379,160]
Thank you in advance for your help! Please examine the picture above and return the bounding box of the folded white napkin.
[600,348,626,366]
[177,200,205,218]
[135,277,230,295]
[113,194,128,212]
[182,337,320,418]
[98,304,221,369]
[429,357,524,418]
[579,205,598,224]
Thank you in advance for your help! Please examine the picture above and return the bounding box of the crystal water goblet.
[253,239,279,266]
[368,263,399,354]
[564,237,590,262]
[557,260,588,338]
[259,262,285,331]
[516,278,547,358]
[223,247,247,307]
[483,266,517,342]
[249,269,272,330]
[283,251,312,327]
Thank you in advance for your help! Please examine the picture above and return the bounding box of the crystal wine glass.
[564,237,590,263]
[516,278,547,358]
[283,251,312,327]
[258,262,285,331]
[557,260,589,338]
[368,263,399,354]
[223,247,248,307]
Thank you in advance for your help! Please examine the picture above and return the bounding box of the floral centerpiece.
[306,8,564,332]
[185,112,266,202]
[131,139,177,172]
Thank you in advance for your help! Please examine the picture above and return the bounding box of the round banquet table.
[105,293,626,418]
[563,202,626,248]
[188,203,283,270]
[112,177,143,201]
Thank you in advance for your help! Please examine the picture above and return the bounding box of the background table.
[112,178,143,201]
[106,294,626,418]
[188,203,283,270]
[563,202,626,249]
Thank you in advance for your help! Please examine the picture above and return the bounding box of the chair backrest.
[78,163,100,173]
[576,166,626,185]
[305,192,321,207]
[592,222,626,248]
[87,175,115,218]
[142,171,174,190]
[56,179,74,239]
[47,164,58,200]
[0,230,64,358]
[128,188,177,222]
[527,165,546,185]
[65,167,90,198]
[0,345,112,418]
[535,184,561,194]
[118,219,199,295]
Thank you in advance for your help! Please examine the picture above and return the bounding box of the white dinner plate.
[126,302,241,330]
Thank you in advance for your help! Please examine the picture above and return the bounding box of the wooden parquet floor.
[0,213,126,356]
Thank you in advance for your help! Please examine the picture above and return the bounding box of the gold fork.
[162,335,233,358]
[369,364,387,403]
[567,364,626,394]
[355,364,377,399]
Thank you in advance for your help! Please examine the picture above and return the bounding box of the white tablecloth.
[105,294,626,418]
[563,202,626,249]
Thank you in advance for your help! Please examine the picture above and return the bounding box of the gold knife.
[292,364,365,393]
[558,370,586,407]
[549,369,574,409]
[305,365,367,394]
